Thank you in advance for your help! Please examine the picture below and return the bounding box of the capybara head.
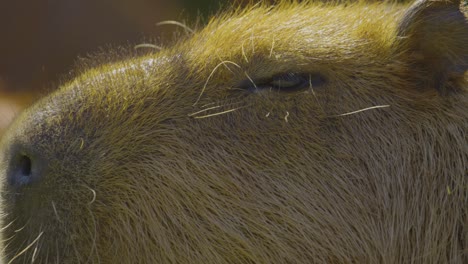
[0,0,467,263]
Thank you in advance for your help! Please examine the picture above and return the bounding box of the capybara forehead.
[65,3,403,91]
[185,3,401,67]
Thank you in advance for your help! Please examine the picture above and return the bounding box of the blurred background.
[0,0,230,133]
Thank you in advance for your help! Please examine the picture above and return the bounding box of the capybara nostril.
[8,151,41,187]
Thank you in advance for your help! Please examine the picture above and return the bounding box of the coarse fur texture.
[0,0,467,263]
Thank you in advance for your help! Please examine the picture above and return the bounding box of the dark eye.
[268,73,308,91]
[240,73,326,93]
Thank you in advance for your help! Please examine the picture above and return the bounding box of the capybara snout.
[0,0,467,263]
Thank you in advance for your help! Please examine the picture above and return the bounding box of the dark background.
[0,0,228,94]
[0,0,228,132]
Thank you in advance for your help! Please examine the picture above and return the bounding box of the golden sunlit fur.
[0,0,467,263]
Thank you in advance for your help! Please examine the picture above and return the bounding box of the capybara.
[0,0,467,263]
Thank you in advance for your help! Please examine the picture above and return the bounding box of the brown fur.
[0,0,467,263]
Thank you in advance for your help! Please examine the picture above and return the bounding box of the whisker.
[194,60,241,106]
[284,111,290,122]
[334,105,390,117]
[156,20,194,34]
[244,72,257,90]
[309,76,324,112]
[188,105,223,117]
[201,102,217,108]
[133,44,162,50]
[14,220,29,233]
[7,231,43,264]
[189,100,245,117]
[32,243,39,263]
[0,219,16,232]
[216,53,236,73]
[86,186,97,205]
[193,106,245,119]
[51,202,62,223]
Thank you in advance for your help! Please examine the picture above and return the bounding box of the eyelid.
[270,73,305,88]
[238,72,326,93]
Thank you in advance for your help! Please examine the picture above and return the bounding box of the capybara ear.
[397,0,468,94]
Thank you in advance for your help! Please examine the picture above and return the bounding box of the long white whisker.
[188,105,223,117]
[0,219,16,232]
[193,107,245,119]
[194,61,241,106]
[334,105,390,117]
[31,243,39,263]
[7,232,43,264]
[156,20,194,34]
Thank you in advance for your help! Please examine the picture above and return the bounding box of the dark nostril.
[8,151,43,187]
[18,155,32,178]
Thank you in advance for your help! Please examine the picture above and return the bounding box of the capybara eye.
[242,73,326,93]
[270,73,326,92]
[268,73,309,91]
